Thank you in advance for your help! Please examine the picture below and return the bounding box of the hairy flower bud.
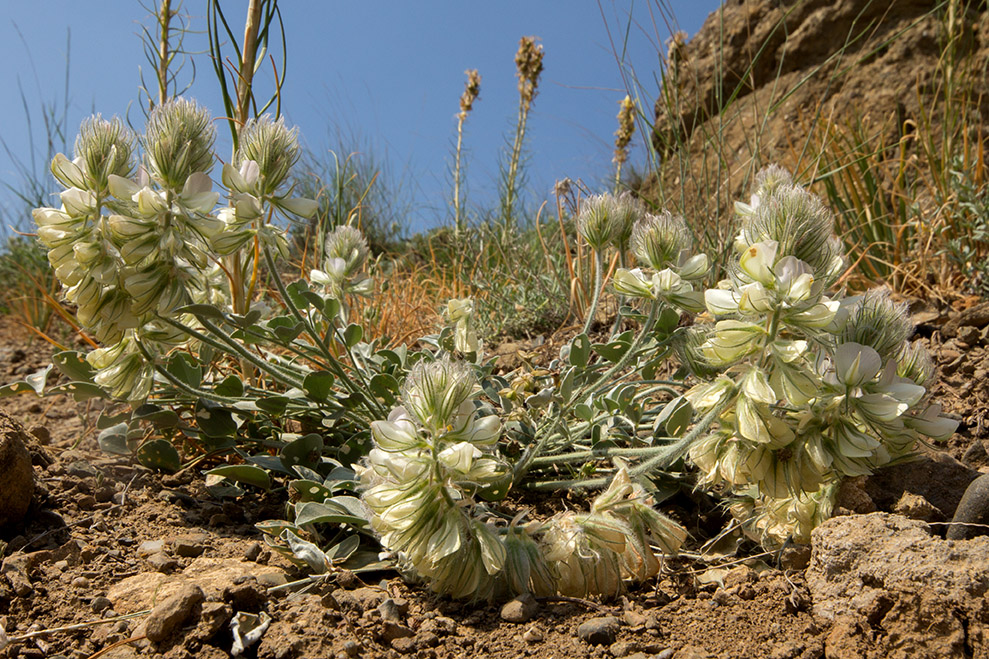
[576,194,618,252]
[237,116,300,195]
[144,98,215,189]
[324,225,369,280]
[631,211,692,271]
[839,288,912,361]
[610,192,644,251]
[740,170,843,284]
[402,359,477,436]
[75,115,136,192]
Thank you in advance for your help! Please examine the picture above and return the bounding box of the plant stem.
[581,249,604,335]
[156,0,172,108]
[453,113,466,237]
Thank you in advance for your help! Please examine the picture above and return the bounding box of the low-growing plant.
[3,109,958,602]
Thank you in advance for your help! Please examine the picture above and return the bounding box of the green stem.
[581,249,604,336]
[262,246,385,418]
[527,443,679,468]
[525,389,735,491]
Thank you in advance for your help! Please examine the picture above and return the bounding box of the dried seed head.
[613,95,637,166]
[666,30,688,66]
[840,288,913,361]
[515,36,544,107]
[459,69,482,119]
[237,116,300,195]
[144,98,215,189]
[631,210,693,270]
[75,115,136,191]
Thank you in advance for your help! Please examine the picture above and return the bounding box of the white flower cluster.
[611,210,709,311]
[358,359,687,600]
[33,102,315,400]
[684,167,957,543]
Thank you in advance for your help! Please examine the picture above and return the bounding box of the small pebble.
[522,624,544,643]
[71,576,90,589]
[91,596,112,613]
[137,540,164,557]
[577,616,619,646]
[147,552,180,573]
[243,542,262,561]
[500,593,539,623]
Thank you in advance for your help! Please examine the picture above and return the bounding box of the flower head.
[576,194,619,251]
[838,288,912,361]
[402,358,479,437]
[631,210,693,271]
[237,116,300,195]
[74,115,136,191]
[144,98,215,189]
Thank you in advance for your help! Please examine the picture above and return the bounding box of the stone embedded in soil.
[147,553,179,573]
[380,621,414,643]
[500,592,539,623]
[522,624,544,643]
[107,558,289,614]
[947,472,989,540]
[137,540,164,557]
[376,598,405,623]
[0,409,35,529]
[223,577,267,612]
[577,616,620,646]
[808,512,989,658]
[171,533,208,557]
[143,582,204,642]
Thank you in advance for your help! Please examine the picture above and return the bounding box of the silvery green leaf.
[282,530,329,574]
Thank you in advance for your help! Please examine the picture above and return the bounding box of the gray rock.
[144,583,204,642]
[948,473,989,540]
[500,592,539,623]
[577,616,620,646]
[376,598,404,623]
[0,410,34,529]
[91,596,112,613]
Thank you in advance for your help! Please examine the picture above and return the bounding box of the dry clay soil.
[2,301,989,659]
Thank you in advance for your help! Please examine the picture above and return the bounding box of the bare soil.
[0,298,988,659]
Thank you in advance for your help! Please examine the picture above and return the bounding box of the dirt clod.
[0,409,34,529]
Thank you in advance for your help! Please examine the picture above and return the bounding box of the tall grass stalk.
[499,36,543,240]
[453,70,481,238]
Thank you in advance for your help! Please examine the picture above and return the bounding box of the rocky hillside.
[647,0,989,247]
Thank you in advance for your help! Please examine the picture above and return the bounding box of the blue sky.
[0,1,720,238]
